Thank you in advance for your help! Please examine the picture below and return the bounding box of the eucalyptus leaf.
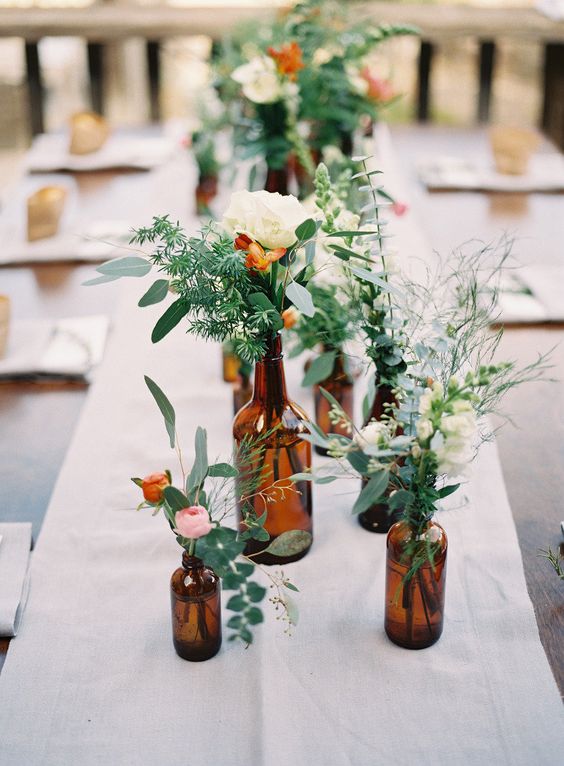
[302,351,336,386]
[295,217,317,241]
[286,281,315,318]
[187,427,208,492]
[138,279,169,307]
[352,471,389,515]
[388,489,414,510]
[263,530,312,557]
[163,485,189,512]
[96,256,151,278]
[289,472,315,482]
[82,274,121,287]
[350,266,402,297]
[151,298,188,343]
[208,462,238,478]
[144,375,176,448]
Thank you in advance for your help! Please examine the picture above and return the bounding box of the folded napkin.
[25,133,176,173]
[0,175,131,265]
[417,153,564,192]
[0,315,110,382]
[494,268,564,324]
[0,523,32,638]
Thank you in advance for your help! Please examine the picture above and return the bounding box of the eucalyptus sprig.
[133,375,311,645]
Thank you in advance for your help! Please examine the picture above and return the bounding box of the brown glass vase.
[264,165,289,195]
[358,381,400,533]
[170,552,222,661]
[195,174,218,216]
[385,519,447,649]
[313,352,354,457]
[233,333,312,565]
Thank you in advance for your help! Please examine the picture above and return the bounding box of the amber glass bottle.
[170,552,222,661]
[385,520,447,649]
[233,333,312,565]
[313,352,354,457]
[358,381,400,533]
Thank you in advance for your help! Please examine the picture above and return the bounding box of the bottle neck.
[252,334,288,407]
[182,552,204,571]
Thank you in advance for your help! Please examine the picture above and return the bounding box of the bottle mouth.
[181,553,204,569]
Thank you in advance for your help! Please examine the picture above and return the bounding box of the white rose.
[232,57,282,104]
[355,420,389,448]
[334,209,360,232]
[416,418,434,442]
[222,190,309,250]
[313,48,333,66]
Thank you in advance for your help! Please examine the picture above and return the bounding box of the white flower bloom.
[346,63,369,96]
[222,190,309,250]
[435,436,474,478]
[418,381,444,417]
[451,399,473,414]
[355,420,389,448]
[440,411,476,441]
[416,418,434,441]
[334,208,360,232]
[313,47,333,66]
[411,444,422,460]
[232,57,282,104]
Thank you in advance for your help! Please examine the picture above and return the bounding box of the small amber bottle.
[358,380,401,533]
[170,553,222,661]
[313,352,354,457]
[385,520,448,649]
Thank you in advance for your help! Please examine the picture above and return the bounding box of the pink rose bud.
[392,201,408,217]
[173,506,212,539]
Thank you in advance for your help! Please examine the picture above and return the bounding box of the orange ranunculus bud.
[282,306,300,329]
[267,41,304,81]
[234,233,253,251]
[141,472,170,503]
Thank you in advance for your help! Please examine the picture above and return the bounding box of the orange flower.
[234,234,286,273]
[267,42,304,81]
[361,68,395,103]
[282,307,300,329]
[141,472,170,504]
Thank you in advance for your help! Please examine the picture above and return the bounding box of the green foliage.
[538,547,564,581]
[144,375,176,448]
[138,279,170,307]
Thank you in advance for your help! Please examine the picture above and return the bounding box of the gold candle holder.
[27,186,68,242]
[489,126,540,176]
[69,111,110,155]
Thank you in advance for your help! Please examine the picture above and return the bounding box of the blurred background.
[0,0,561,159]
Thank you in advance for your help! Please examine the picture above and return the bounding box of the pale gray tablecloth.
[0,129,563,765]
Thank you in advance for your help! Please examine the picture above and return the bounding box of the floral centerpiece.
[133,376,310,659]
[298,244,550,648]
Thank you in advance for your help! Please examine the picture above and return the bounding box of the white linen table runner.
[0,128,562,766]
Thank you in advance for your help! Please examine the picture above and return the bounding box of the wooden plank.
[1,5,563,43]
[87,42,105,115]
[542,43,564,150]
[24,41,43,136]
[477,40,496,123]
[417,41,434,122]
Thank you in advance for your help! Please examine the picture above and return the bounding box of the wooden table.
[0,126,562,695]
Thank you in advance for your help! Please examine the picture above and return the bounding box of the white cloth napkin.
[496,267,564,323]
[417,153,564,193]
[25,133,176,173]
[0,315,110,381]
[0,173,132,265]
[0,523,32,638]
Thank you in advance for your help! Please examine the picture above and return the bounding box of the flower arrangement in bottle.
[297,243,551,648]
[132,377,311,657]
